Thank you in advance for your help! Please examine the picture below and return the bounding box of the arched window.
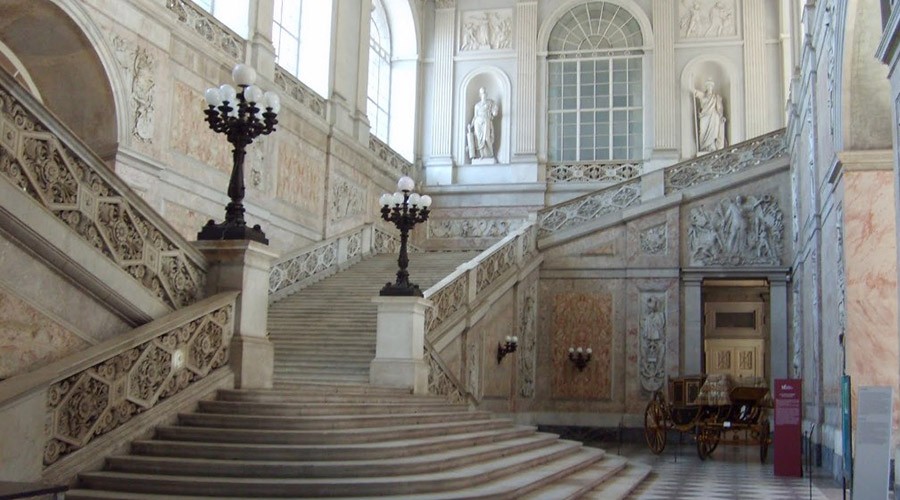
[547,2,644,162]
[194,0,250,38]
[272,0,332,97]
[368,0,392,142]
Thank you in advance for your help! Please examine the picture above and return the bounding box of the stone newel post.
[195,240,276,388]
[369,296,432,393]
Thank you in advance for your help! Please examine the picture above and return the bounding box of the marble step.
[519,454,627,499]
[215,389,438,403]
[77,441,584,497]
[219,383,412,396]
[273,373,370,384]
[106,434,559,478]
[154,418,512,444]
[131,426,538,461]
[583,462,653,499]
[176,410,492,431]
[196,400,461,416]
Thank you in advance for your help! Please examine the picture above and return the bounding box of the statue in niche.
[640,294,666,392]
[466,87,500,162]
[692,79,727,155]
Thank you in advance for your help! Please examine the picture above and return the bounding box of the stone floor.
[585,441,856,500]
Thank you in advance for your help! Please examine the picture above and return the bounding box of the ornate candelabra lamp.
[379,176,432,296]
[568,346,592,371]
[198,64,280,245]
[497,336,518,364]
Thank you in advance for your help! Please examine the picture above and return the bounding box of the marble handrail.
[0,291,238,467]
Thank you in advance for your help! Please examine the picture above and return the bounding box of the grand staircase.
[65,252,650,498]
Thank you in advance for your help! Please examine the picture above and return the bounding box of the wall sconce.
[497,336,518,363]
[568,346,592,371]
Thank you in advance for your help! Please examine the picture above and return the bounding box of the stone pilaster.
[429,1,456,179]
[652,0,677,152]
[195,240,278,389]
[514,1,538,158]
[743,0,768,138]
[769,275,789,383]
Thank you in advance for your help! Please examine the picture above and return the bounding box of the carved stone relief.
[792,279,802,378]
[110,35,156,143]
[640,224,667,255]
[639,293,666,392]
[518,280,538,398]
[836,205,846,348]
[679,0,737,39]
[688,194,784,266]
[791,160,800,245]
[428,218,517,239]
[460,9,512,51]
[329,177,365,222]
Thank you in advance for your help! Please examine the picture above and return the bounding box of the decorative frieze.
[518,280,538,398]
[274,68,326,120]
[428,218,518,239]
[791,279,802,378]
[538,179,641,237]
[110,35,156,143]
[44,303,232,466]
[460,9,513,51]
[639,293,666,392]
[640,224,667,255]
[665,130,787,193]
[0,88,205,309]
[679,0,737,39]
[547,161,641,184]
[165,0,244,60]
[328,177,365,222]
[687,194,784,266]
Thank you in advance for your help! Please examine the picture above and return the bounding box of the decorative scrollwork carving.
[475,243,515,292]
[665,130,787,193]
[165,0,244,60]
[428,218,519,239]
[537,179,641,238]
[639,293,666,392]
[547,161,642,184]
[369,135,417,180]
[268,241,339,295]
[274,68,326,119]
[43,304,233,467]
[0,88,206,309]
[640,224,667,255]
[425,274,468,334]
[518,281,538,398]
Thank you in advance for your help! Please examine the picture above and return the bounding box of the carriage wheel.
[759,419,770,463]
[696,425,720,460]
[643,391,667,454]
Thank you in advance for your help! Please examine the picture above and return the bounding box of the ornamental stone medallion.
[640,224,667,255]
[687,194,784,266]
[460,9,512,51]
[639,293,666,392]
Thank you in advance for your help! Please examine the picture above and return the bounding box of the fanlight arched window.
[367,0,392,142]
[547,2,644,162]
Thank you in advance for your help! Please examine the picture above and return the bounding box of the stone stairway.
[65,251,650,498]
[66,382,649,498]
[269,252,476,386]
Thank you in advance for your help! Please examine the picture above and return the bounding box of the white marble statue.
[466,87,499,161]
[693,79,726,154]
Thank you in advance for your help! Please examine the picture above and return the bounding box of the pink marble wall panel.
[163,201,215,242]
[0,289,89,379]
[550,292,612,400]
[843,170,900,432]
[277,136,326,216]
[171,81,230,174]
[819,203,843,405]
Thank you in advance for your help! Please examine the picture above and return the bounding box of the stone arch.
[458,67,512,165]
[537,0,654,53]
[0,0,124,159]
[838,0,892,150]
[680,55,743,158]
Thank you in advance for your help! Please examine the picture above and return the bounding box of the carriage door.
[702,280,769,382]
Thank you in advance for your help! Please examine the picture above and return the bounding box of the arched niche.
[839,0,892,151]
[457,68,511,166]
[0,0,122,159]
[680,56,743,158]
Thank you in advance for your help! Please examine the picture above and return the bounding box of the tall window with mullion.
[368,0,391,142]
[272,0,332,98]
[194,0,250,38]
[547,2,644,163]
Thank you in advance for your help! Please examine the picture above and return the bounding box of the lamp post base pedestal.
[197,220,269,245]
[379,282,423,297]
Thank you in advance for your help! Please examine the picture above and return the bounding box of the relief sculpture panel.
[679,0,737,39]
[110,35,156,144]
[688,194,784,266]
[639,293,666,392]
[460,9,512,51]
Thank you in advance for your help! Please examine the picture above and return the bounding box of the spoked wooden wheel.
[643,391,668,454]
[696,425,720,460]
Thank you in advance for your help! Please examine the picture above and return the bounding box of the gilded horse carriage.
[643,374,772,462]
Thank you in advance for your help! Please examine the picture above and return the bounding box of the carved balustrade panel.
[0,88,205,309]
[475,242,516,293]
[44,303,233,466]
[269,241,338,295]
[373,227,421,255]
[537,179,642,238]
[426,344,465,404]
[425,274,468,334]
[664,130,787,193]
[165,0,244,60]
[547,161,642,184]
[274,68,327,119]
[369,135,417,180]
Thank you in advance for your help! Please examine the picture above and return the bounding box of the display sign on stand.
[854,386,893,500]
[774,378,802,477]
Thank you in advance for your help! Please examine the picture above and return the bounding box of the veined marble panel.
[277,136,325,216]
[550,292,612,400]
[0,287,89,380]
[171,81,230,174]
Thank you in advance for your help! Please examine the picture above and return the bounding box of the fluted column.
[431,1,456,159]
[652,0,677,152]
[514,1,538,157]
[743,0,768,138]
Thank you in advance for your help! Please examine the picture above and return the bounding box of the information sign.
[774,378,802,477]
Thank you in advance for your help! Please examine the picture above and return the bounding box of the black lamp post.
[197,64,279,245]
[379,176,432,296]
